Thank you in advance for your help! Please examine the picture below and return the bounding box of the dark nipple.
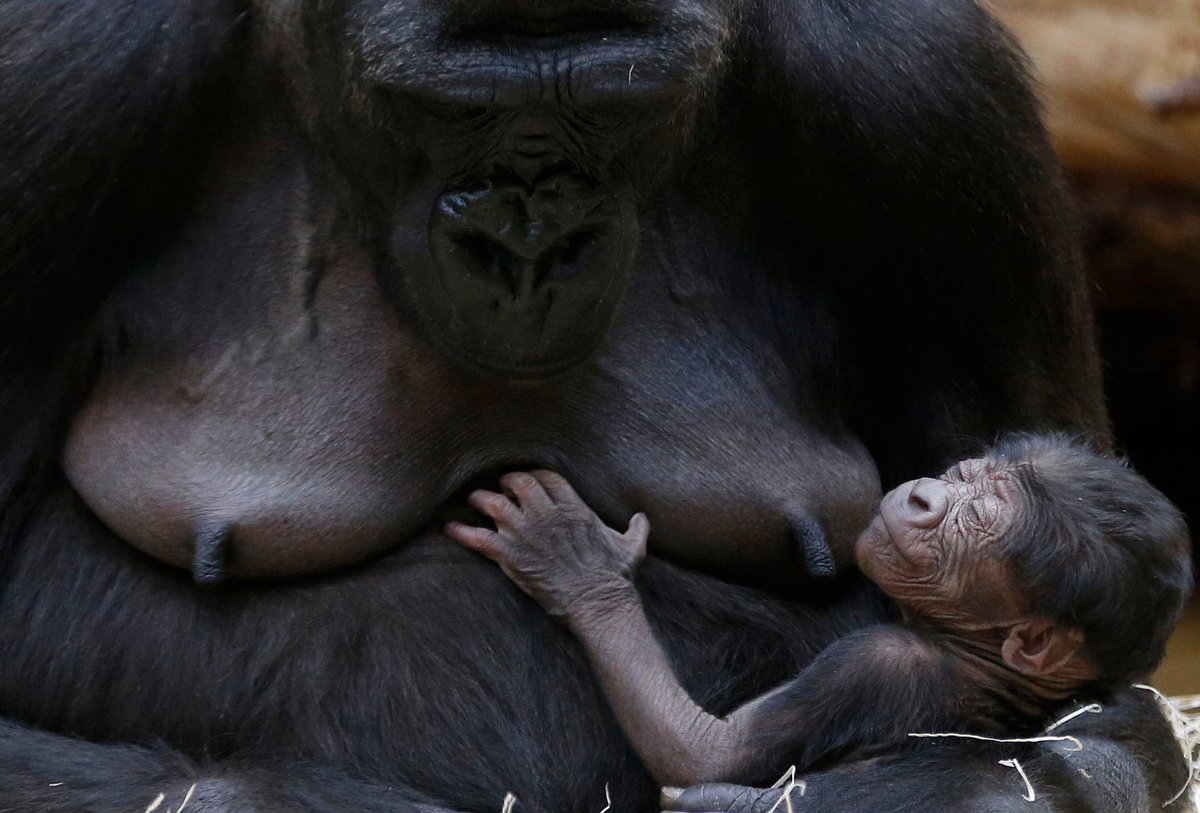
[791,516,837,579]
[192,524,231,588]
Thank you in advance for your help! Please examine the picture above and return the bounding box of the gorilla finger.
[467,489,522,526]
[624,512,651,550]
[529,470,581,505]
[499,472,553,512]
[444,522,506,559]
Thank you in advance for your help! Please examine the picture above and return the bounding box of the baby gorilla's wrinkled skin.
[445,462,1099,791]
[853,459,1092,683]
[852,458,1024,624]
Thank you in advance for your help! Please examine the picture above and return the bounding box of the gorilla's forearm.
[565,587,753,788]
[0,718,202,813]
[0,719,480,813]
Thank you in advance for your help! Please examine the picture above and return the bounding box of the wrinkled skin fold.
[0,0,1186,810]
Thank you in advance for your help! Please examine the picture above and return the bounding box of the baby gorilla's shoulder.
[827,624,947,678]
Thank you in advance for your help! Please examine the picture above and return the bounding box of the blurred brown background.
[987,0,1200,694]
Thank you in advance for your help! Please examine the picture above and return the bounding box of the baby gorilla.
[445,434,1194,788]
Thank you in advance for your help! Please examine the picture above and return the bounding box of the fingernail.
[661,787,682,801]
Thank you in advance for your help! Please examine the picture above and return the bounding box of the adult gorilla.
[0,0,1185,810]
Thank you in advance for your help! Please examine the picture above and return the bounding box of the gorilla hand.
[445,470,649,621]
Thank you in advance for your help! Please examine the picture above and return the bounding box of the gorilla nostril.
[905,479,947,526]
[458,234,504,272]
[452,229,600,295]
[538,229,599,281]
[453,234,522,293]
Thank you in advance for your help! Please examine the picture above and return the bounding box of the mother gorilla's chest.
[62,157,880,589]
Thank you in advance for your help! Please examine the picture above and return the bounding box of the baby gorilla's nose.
[903,478,949,528]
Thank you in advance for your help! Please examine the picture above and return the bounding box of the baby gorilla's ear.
[1001,620,1087,678]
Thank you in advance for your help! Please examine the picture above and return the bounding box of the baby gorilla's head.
[855,433,1193,687]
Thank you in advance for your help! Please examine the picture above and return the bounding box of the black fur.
[0,1,1185,811]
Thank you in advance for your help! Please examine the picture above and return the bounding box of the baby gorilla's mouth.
[889,537,919,567]
[857,511,916,570]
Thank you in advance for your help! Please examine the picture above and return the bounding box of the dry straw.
[1135,686,1200,811]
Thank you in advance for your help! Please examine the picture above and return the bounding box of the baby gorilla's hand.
[444,470,649,620]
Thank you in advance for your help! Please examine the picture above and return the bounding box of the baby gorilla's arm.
[444,471,760,786]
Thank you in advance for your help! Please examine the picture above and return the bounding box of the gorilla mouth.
[368,1,728,111]
[451,8,652,43]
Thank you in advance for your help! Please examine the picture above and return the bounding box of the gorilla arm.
[720,0,1171,807]
[447,471,973,789]
[0,718,483,813]
[481,0,1148,799]
[740,0,1109,472]
[660,690,1188,813]
[0,0,243,554]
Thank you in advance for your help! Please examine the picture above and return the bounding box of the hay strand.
[998,758,1036,802]
[1044,703,1103,732]
[175,782,197,813]
[765,765,806,813]
[906,731,1084,751]
[1134,685,1200,810]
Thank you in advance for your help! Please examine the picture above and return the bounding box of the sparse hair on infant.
[447,432,1193,788]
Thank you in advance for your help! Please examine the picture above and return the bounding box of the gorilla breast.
[62,0,882,588]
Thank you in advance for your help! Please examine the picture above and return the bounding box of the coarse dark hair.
[986,433,1193,684]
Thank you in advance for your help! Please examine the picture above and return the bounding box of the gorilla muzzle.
[412,164,637,377]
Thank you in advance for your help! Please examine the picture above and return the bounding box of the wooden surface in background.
[1077,177,1200,314]
[987,0,1200,317]
[988,0,1200,189]
[1156,598,1200,696]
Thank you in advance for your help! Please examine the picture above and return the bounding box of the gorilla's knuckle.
[508,472,539,491]
[540,470,569,488]
[482,492,515,511]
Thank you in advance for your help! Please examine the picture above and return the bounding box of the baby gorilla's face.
[854,459,1025,626]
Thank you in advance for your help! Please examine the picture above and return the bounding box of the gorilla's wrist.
[562,577,641,631]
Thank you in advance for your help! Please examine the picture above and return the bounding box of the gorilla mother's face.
[276,0,738,376]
